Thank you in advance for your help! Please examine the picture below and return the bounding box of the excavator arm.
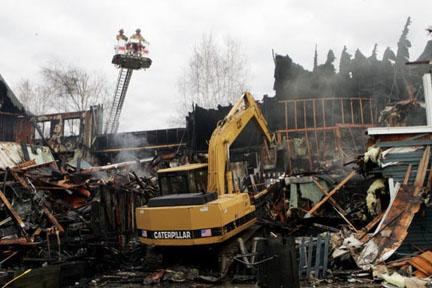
[207,92,274,195]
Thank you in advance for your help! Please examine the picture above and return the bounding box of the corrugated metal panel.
[398,206,432,255]
[0,142,54,169]
[378,140,432,148]
[378,144,432,185]
[369,133,432,256]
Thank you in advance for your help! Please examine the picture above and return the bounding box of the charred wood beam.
[312,178,358,232]
[312,178,348,214]
[357,212,384,241]
[131,172,146,190]
[0,189,28,237]
[414,146,430,195]
[13,160,36,170]
[8,169,29,189]
[404,164,412,185]
[42,207,64,233]
[15,161,58,172]
[0,237,34,245]
[306,170,357,217]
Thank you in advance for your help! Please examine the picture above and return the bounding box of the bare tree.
[175,34,250,123]
[16,62,110,116]
[41,62,110,112]
[15,79,55,115]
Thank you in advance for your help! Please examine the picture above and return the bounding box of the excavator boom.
[207,92,274,195]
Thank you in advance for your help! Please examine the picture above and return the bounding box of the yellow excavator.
[135,92,274,247]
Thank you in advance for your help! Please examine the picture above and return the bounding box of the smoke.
[109,132,154,177]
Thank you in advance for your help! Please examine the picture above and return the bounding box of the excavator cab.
[147,163,218,208]
[157,163,208,195]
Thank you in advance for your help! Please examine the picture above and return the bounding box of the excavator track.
[216,224,263,278]
[143,224,265,282]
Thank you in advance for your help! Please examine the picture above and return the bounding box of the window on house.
[63,118,81,137]
[35,121,51,140]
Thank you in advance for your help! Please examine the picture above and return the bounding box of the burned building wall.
[95,128,187,165]
[0,74,33,143]
[0,74,26,115]
[186,20,432,174]
[32,106,103,164]
[187,105,266,152]
[186,101,283,172]
[0,113,32,142]
[186,96,372,173]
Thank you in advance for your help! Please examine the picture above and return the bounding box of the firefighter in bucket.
[115,29,128,54]
[127,28,149,56]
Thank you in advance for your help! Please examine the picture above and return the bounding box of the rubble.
[247,99,432,287]
[408,251,432,278]
[327,124,432,286]
[0,91,428,288]
[379,99,426,127]
[0,142,159,286]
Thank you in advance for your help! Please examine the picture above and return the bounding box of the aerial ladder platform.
[104,41,152,134]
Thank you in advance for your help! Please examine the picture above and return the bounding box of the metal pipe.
[237,237,251,268]
[250,237,259,264]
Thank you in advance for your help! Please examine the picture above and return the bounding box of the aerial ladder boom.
[207,92,274,195]
[104,68,133,134]
[105,34,152,134]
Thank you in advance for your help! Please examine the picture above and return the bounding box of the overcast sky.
[0,0,431,132]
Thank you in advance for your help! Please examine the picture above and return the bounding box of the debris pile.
[0,142,158,286]
[4,129,432,287]
[327,129,432,287]
[241,125,432,287]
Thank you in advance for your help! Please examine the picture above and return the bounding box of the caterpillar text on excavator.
[135,92,275,249]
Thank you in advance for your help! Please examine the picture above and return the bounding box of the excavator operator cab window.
[158,167,208,195]
[166,175,187,195]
